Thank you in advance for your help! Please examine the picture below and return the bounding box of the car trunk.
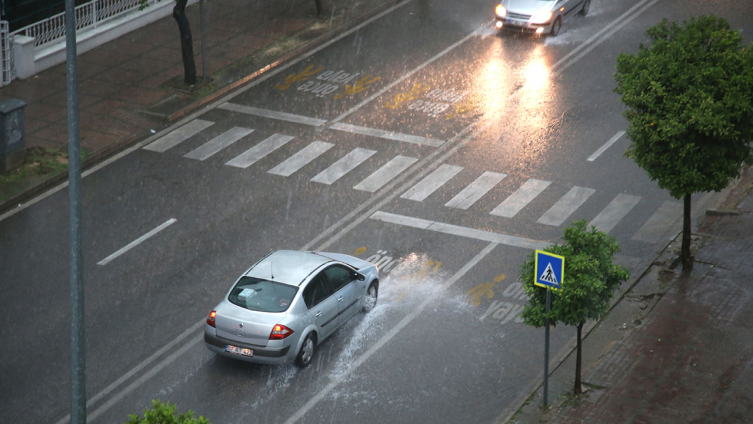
[215,303,284,347]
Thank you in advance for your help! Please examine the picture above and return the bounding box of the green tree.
[520,220,629,395]
[127,400,211,424]
[614,15,753,271]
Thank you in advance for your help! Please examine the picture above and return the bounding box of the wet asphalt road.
[2,0,752,423]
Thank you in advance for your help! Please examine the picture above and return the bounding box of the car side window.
[302,275,333,309]
[324,265,354,293]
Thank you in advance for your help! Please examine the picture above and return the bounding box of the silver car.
[495,0,590,36]
[204,250,379,368]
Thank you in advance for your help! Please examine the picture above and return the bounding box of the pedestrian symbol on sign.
[539,263,558,285]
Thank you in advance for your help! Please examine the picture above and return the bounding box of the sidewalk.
[0,0,397,211]
[509,168,753,423]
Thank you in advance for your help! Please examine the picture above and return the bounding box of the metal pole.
[65,0,86,420]
[199,0,206,80]
[543,288,550,408]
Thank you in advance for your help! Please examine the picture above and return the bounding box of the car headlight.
[495,4,506,18]
[530,10,553,24]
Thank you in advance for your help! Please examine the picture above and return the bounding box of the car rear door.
[302,274,339,339]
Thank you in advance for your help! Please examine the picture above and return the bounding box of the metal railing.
[10,0,156,48]
[0,21,13,86]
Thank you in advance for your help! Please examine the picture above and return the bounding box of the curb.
[0,0,402,217]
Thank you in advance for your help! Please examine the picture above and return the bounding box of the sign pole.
[543,288,551,408]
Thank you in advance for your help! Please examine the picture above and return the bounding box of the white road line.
[218,103,327,126]
[589,193,641,234]
[326,24,487,126]
[97,219,177,266]
[310,148,377,185]
[353,156,418,192]
[551,0,662,76]
[537,186,596,226]
[445,171,507,210]
[183,127,254,160]
[490,179,550,218]
[282,242,499,424]
[268,141,334,176]
[587,131,625,162]
[329,122,445,147]
[52,321,204,424]
[143,119,214,152]
[400,164,463,201]
[371,211,548,250]
[225,134,295,169]
[632,201,683,243]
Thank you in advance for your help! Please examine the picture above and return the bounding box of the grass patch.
[0,147,88,203]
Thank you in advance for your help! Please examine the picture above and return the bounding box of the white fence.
[10,0,156,48]
[1,21,12,86]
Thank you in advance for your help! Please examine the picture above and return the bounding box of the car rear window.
[228,277,298,313]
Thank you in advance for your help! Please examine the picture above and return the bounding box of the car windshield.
[228,277,298,313]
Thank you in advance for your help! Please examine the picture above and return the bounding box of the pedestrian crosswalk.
[143,118,682,243]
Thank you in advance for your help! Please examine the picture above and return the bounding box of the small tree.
[127,400,210,424]
[520,220,629,395]
[615,15,753,271]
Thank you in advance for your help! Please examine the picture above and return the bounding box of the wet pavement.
[509,168,753,423]
[0,0,396,209]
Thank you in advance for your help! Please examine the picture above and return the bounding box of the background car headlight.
[530,10,553,24]
[495,4,506,18]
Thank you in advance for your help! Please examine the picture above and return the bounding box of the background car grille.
[508,12,531,20]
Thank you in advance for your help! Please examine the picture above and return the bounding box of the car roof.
[244,250,332,287]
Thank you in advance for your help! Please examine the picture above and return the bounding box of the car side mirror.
[355,272,366,281]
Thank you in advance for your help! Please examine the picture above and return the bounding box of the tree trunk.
[574,321,583,395]
[682,193,693,272]
[314,0,323,15]
[173,0,197,85]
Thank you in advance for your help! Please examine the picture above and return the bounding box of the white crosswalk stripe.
[268,141,334,177]
[225,134,295,169]
[632,201,683,243]
[310,148,377,185]
[354,156,418,192]
[537,186,596,226]
[401,164,463,201]
[184,127,254,161]
[490,179,551,218]
[445,171,507,210]
[589,194,641,234]
[143,119,214,152]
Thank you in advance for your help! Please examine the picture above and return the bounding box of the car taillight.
[269,324,294,340]
[206,311,216,328]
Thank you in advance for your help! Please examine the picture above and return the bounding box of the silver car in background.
[204,250,379,368]
[495,0,590,36]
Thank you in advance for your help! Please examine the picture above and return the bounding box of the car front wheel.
[550,17,562,36]
[362,281,378,313]
[580,0,590,16]
[295,333,316,368]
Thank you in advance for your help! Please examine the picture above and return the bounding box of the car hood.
[503,0,554,15]
[314,251,373,271]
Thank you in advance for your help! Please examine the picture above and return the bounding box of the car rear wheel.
[295,333,316,368]
[362,281,378,313]
[550,17,562,36]
[580,0,590,16]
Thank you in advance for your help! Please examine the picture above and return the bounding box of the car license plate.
[226,345,253,357]
[509,19,527,26]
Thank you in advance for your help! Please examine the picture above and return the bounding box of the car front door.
[324,265,361,324]
[302,274,339,339]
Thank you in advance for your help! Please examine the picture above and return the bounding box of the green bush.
[126,400,211,424]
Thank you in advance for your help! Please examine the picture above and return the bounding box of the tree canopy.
[614,15,753,199]
[520,220,629,328]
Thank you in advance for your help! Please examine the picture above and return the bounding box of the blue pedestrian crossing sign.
[535,250,564,291]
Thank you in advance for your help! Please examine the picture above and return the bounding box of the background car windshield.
[228,277,298,313]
